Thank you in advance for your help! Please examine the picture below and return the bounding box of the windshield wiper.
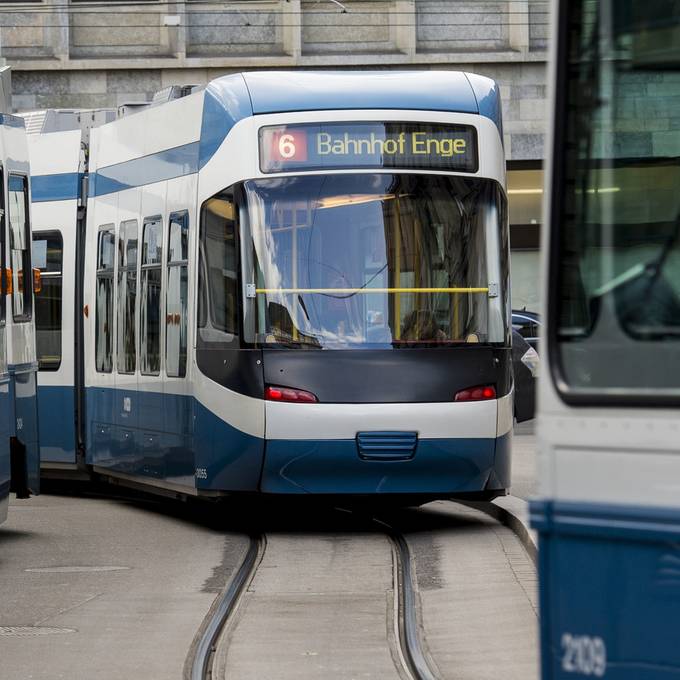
[592,207,680,299]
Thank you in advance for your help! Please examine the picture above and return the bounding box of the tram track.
[190,510,440,680]
[190,534,265,680]
[387,529,440,680]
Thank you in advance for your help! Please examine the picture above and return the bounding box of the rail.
[190,534,264,680]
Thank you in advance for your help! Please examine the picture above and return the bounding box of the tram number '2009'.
[561,634,607,677]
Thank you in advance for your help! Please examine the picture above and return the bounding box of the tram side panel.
[0,130,9,519]
[0,275,9,522]
[0,374,9,522]
[531,1,680,676]
[28,129,81,465]
[83,105,216,492]
[193,120,266,493]
[1,119,40,495]
[134,182,166,480]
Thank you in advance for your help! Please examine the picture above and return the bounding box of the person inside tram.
[400,309,447,343]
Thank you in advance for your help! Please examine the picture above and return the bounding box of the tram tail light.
[454,385,496,402]
[4,268,11,295]
[265,385,318,403]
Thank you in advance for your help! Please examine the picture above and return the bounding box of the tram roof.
[244,71,482,115]
[198,70,503,168]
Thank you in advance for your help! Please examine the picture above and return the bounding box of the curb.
[461,495,537,565]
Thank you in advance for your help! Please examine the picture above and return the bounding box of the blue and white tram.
[0,112,40,523]
[532,3,680,678]
[32,71,514,499]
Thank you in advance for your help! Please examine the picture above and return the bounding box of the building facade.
[3,0,547,313]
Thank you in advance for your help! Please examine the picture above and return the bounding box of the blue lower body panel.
[10,369,40,494]
[85,388,264,492]
[0,376,10,521]
[261,433,510,494]
[531,501,680,679]
[38,385,76,463]
[81,385,509,497]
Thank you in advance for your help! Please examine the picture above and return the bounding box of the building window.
[96,225,115,373]
[140,216,162,376]
[507,165,543,314]
[32,231,63,371]
[166,211,189,378]
[117,219,138,375]
[8,174,32,322]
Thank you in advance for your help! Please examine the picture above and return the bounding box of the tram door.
[29,128,83,466]
[3,138,40,496]
[33,228,75,463]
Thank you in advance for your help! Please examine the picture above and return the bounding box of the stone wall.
[5,0,550,161]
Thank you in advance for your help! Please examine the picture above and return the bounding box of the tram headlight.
[520,347,540,378]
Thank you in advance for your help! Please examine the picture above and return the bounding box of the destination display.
[259,122,479,174]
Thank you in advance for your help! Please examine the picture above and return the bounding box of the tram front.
[196,75,512,498]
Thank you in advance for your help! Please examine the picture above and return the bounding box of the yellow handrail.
[255,287,489,294]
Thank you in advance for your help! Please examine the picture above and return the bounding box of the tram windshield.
[553,0,680,394]
[238,173,507,349]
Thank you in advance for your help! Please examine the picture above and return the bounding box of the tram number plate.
[561,634,607,677]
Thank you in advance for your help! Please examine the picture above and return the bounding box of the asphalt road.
[0,492,249,680]
[511,421,537,501]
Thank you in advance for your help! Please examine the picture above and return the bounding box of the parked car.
[512,309,541,350]
[512,329,539,422]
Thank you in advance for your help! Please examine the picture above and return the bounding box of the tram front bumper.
[260,433,511,495]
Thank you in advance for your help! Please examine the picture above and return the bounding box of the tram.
[29,70,517,500]
[532,2,680,678]
[0,104,40,524]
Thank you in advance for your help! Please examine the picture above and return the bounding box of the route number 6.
[279,134,296,159]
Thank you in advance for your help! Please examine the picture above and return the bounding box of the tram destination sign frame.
[259,122,479,174]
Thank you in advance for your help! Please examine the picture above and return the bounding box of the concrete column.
[282,0,301,61]
[45,0,69,61]
[393,0,416,57]
[508,0,529,53]
[165,1,186,59]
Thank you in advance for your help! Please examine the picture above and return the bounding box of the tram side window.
[554,1,680,394]
[140,216,162,376]
[117,219,138,374]
[198,192,238,343]
[167,210,189,377]
[8,174,32,322]
[96,225,115,373]
[32,231,63,371]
